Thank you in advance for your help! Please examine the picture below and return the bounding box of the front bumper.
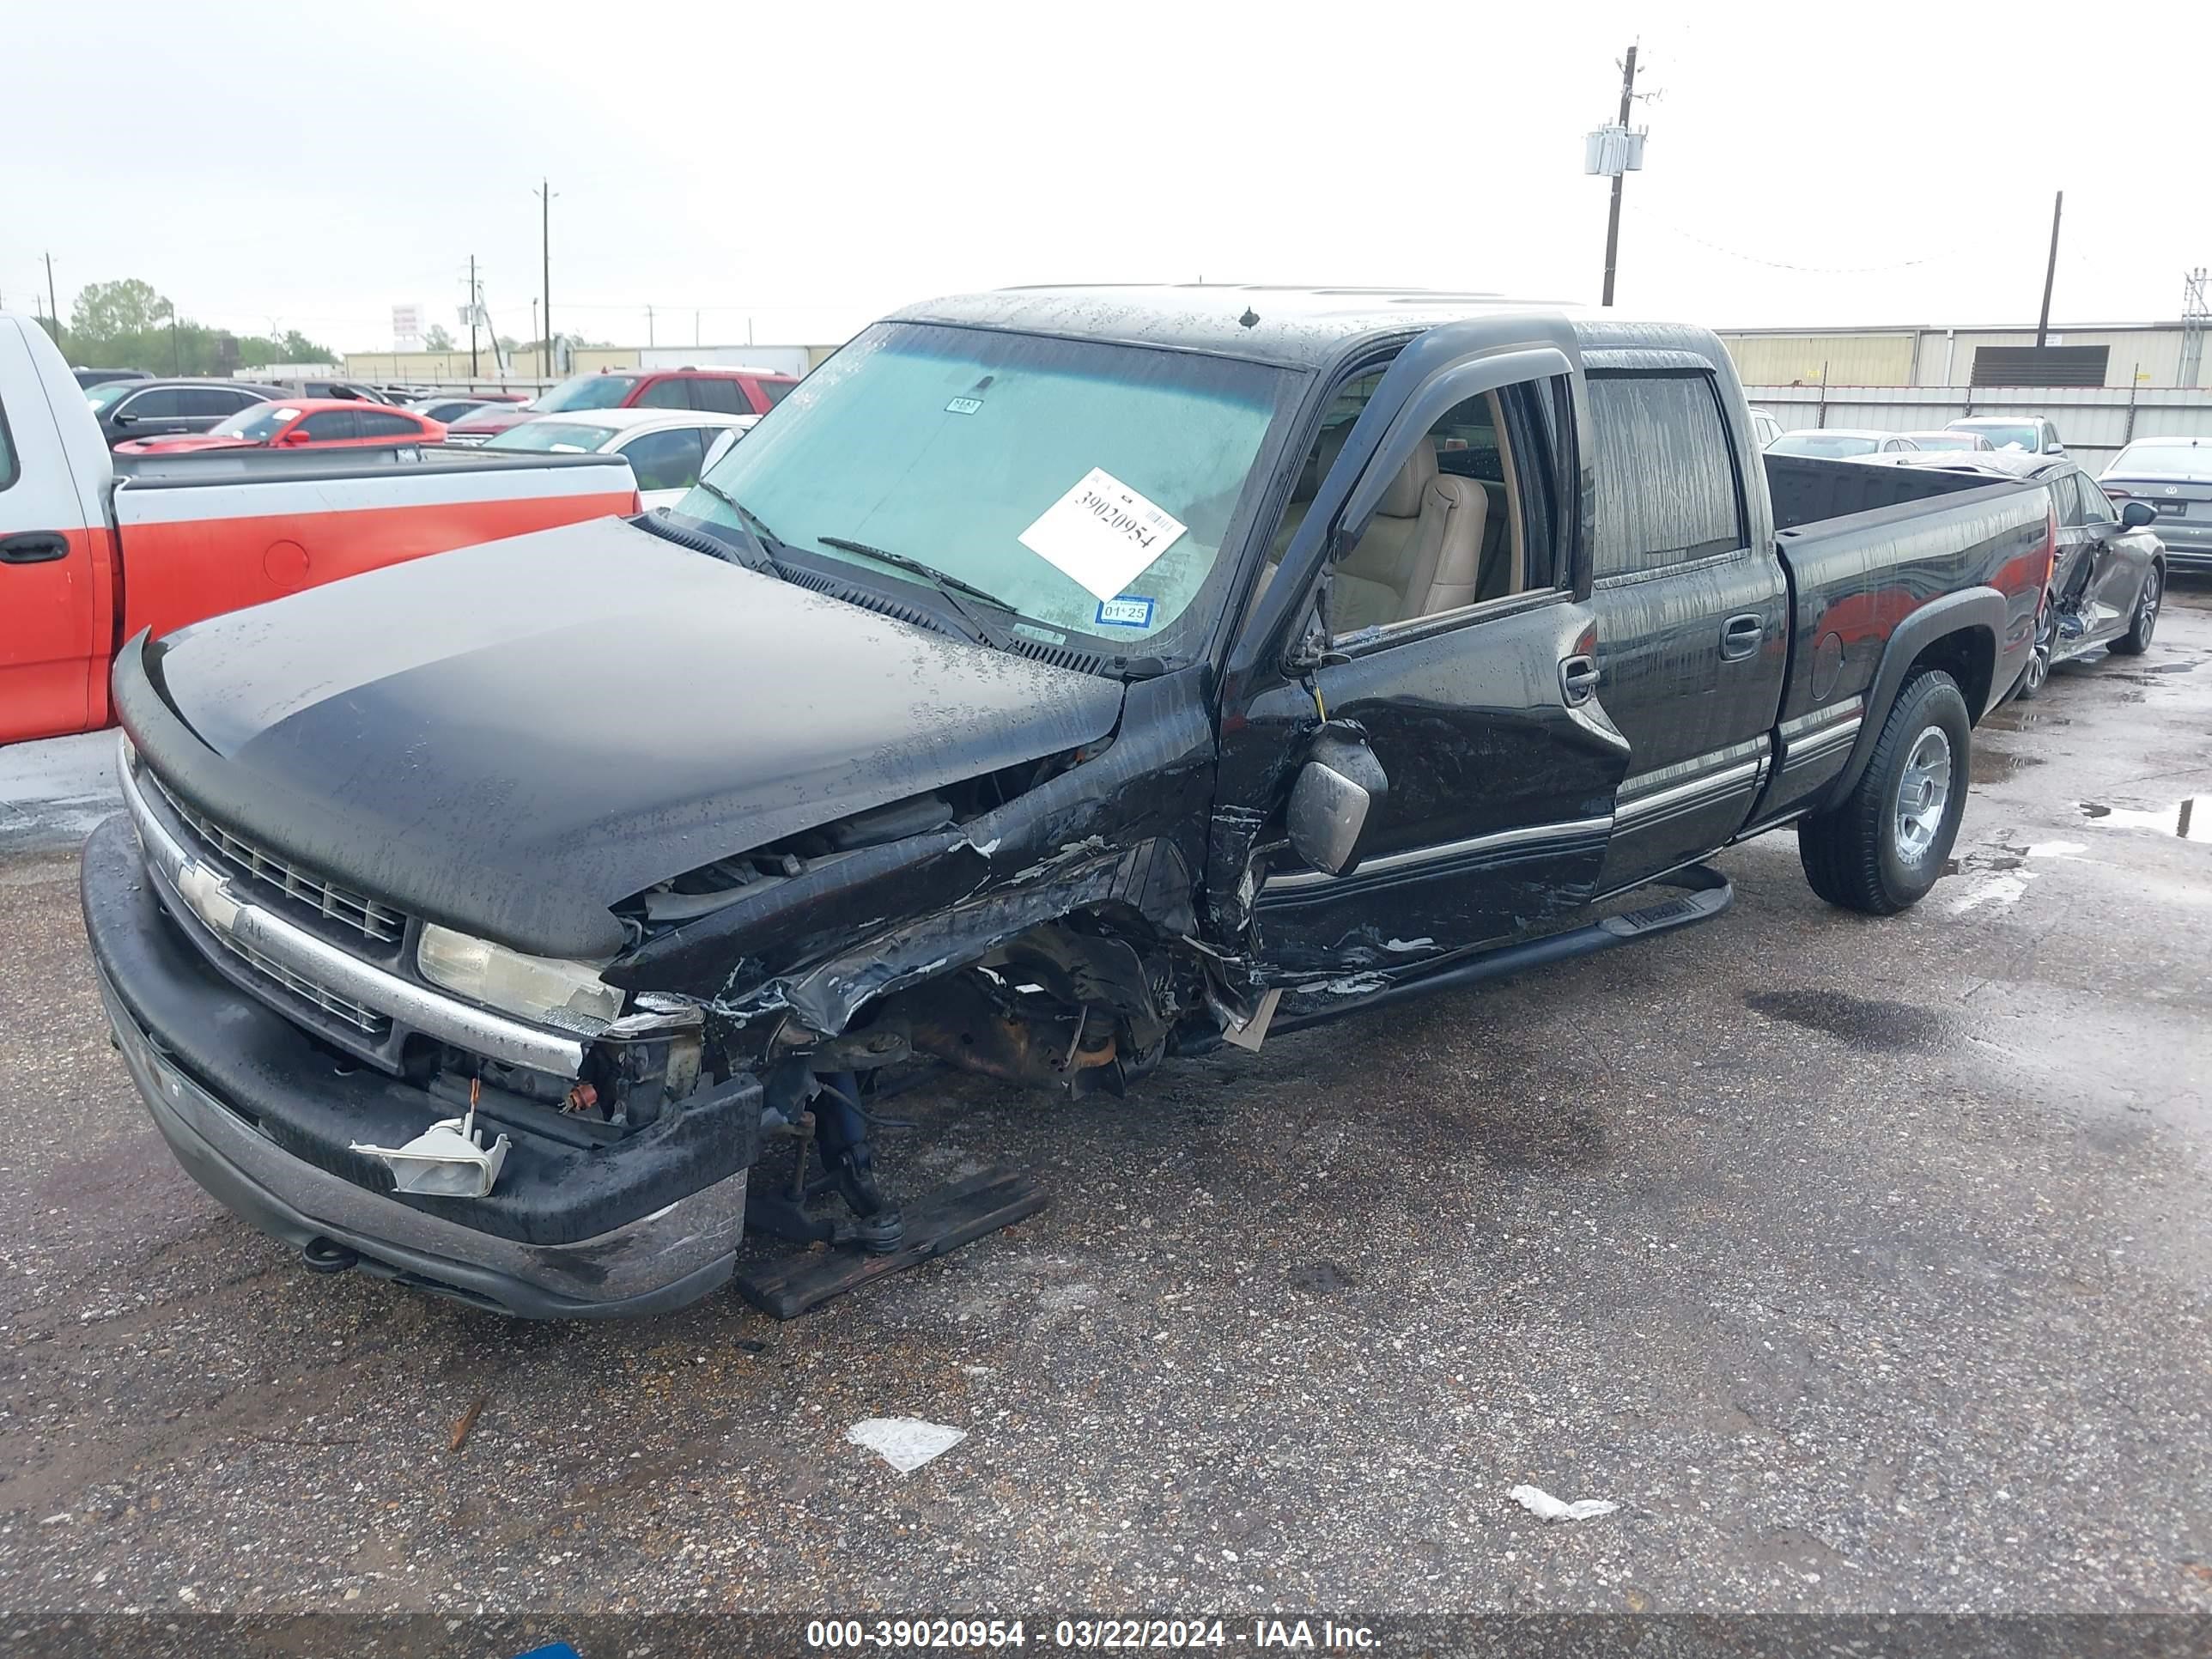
[82,815,759,1318]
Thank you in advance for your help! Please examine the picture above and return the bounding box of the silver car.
[1767,428,1921,459]
[2101,438,2212,574]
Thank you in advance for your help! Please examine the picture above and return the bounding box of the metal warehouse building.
[1717,320,2211,470]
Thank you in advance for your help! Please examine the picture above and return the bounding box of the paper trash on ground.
[847,1417,968,1474]
[1018,467,1187,602]
[1510,1483,1619,1522]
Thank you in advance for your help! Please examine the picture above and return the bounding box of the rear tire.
[2014,596,2053,700]
[1798,669,1972,915]
[2108,562,2161,656]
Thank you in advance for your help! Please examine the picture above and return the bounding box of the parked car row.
[439,365,798,444]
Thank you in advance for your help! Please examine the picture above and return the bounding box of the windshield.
[209,404,299,441]
[85,380,139,412]
[532,374,639,413]
[1908,433,1982,451]
[674,322,1291,651]
[484,420,617,453]
[2110,443,2212,478]
[1770,433,1880,458]
[1956,422,2038,451]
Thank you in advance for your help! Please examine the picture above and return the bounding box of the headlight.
[416,924,623,1033]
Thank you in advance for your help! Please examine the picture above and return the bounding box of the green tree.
[62,277,334,374]
[422,322,455,350]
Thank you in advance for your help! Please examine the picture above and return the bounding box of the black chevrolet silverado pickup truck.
[82,286,2056,1317]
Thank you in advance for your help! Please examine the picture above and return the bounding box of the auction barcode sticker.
[1018,467,1188,603]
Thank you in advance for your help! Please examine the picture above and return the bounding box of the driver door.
[1214,325,1631,981]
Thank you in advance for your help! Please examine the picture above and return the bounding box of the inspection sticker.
[1095,595,1156,629]
[1018,467,1187,602]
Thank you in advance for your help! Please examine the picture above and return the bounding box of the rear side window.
[1587,372,1747,578]
[356,410,421,438]
[756,378,797,408]
[635,377,692,409]
[690,378,745,415]
[622,426,708,492]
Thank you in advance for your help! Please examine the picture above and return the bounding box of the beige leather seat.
[1266,428,1489,631]
[1331,437,1487,631]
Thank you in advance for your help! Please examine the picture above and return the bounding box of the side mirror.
[703,428,742,471]
[2121,500,2156,529]
[276,428,313,447]
[1285,722,1389,877]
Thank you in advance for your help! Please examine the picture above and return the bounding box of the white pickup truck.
[0,313,641,744]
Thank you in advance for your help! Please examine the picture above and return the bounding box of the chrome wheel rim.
[2022,599,2053,692]
[2138,568,2161,641]
[1894,727,1953,862]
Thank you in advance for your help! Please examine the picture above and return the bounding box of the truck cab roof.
[891,284,1594,368]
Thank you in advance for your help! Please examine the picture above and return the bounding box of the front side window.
[678,321,1293,652]
[1589,372,1746,578]
[118,388,187,419]
[2077,473,2118,525]
[0,391,17,490]
[299,410,356,441]
[2045,469,2083,526]
[532,374,639,413]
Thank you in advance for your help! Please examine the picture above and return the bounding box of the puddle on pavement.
[1971,750,2044,784]
[2078,797,2212,843]
[1743,989,1948,1053]
[1979,707,2070,732]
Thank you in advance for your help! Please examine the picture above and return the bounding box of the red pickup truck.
[0,313,641,744]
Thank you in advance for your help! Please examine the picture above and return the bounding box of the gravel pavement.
[2,585,2208,1627]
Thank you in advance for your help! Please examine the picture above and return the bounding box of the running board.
[1271,865,1733,1034]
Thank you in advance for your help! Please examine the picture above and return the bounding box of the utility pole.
[468,255,480,378]
[44,252,62,348]
[646,304,655,348]
[532,179,556,378]
[2035,190,2063,348]
[1601,45,1638,307]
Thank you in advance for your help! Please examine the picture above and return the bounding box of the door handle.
[0,532,69,565]
[1559,653,1600,705]
[1720,613,1763,661]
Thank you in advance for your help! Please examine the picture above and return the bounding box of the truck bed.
[1766,453,2051,732]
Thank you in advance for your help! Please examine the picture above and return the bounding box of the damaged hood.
[125,518,1125,959]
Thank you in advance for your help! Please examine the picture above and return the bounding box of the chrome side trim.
[1614,757,1764,828]
[1263,814,1614,894]
[121,757,586,1077]
[1784,715,1863,766]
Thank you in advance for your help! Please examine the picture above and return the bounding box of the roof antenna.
[1237,307,1260,330]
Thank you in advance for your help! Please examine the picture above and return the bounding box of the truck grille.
[207,931,392,1037]
[145,772,408,946]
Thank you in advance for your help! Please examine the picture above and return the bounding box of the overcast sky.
[11,3,2207,355]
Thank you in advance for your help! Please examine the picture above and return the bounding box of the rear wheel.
[1798,669,1972,915]
[2014,595,2054,699]
[2108,562,2162,656]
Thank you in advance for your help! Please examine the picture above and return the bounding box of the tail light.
[2104,486,2132,499]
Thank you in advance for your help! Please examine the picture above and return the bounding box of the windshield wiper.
[682,480,792,578]
[816,535,1019,650]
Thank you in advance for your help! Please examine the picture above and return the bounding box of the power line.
[1624,207,1982,275]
